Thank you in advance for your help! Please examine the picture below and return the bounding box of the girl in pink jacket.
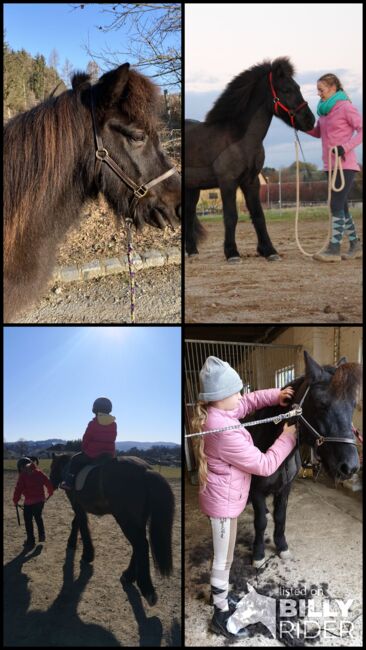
[191,356,297,639]
[307,73,362,262]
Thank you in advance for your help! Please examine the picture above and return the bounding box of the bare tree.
[74,3,181,89]
[14,438,29,457]
[61,58,75,87]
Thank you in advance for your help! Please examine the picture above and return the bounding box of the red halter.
[269,71,308,128]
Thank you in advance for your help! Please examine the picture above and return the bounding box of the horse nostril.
[177,205,181,219]
[338,462,358,477]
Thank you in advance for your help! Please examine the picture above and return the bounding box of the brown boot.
[313,242,341,262]
[341,238,362,260]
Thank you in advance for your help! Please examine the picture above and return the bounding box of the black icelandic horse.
[4,63,181,322]
[245,351,361,568]
[185,57,315,260]
[49,454,175,606]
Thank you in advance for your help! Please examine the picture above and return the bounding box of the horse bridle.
[294,382,359,451]
[89,87,177,221]
[268,72,308,128]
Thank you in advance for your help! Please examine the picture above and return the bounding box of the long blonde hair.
[191,400,209,492]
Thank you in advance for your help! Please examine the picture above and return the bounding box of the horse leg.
[67,514,79,550]
[74,506,94,563]
[240,178,280,260]
[251,492,268,568]
[273,485,291,559]
[219,181,241,260]
[115,514,157,606]
[185,188,201,255]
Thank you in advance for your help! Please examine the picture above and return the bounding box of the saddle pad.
[75,465,98,491]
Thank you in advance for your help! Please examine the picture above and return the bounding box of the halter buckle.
[96,148,109,160]
[134,185,148,199]
[315,436,325,447]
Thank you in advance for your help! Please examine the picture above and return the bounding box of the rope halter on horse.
[268,72,308,128]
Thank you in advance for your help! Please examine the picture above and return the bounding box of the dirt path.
[4,472,181,647]
[185,216,362,323]
[13,266,181,324]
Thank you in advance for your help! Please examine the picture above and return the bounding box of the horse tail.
[146,470,175,576]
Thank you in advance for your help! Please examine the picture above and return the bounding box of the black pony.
[49,454,175,606]
[4,63,181,321]
[185,57,315,260]
[246,351,361,567]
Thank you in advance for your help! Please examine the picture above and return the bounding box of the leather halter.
[295,383,358,450]
[268,71,308,128]
[89,87,176,221]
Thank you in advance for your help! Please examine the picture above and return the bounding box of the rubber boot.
[209,606,235,639]
[313,242,341,262]
[341,238,362,260]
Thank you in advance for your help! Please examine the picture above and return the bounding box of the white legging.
[209,516,238,611]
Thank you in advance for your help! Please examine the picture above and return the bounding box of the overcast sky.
[185,3,363,168]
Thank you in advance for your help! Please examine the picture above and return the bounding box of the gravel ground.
[13,267,182,324]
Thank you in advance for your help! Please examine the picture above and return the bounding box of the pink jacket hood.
[307,101,362,171]
[198,389,297,518]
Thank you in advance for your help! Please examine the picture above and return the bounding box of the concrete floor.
[184,474,362,647]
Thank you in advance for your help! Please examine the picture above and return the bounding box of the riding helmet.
[17,457,32,472]
[92,397,112,414]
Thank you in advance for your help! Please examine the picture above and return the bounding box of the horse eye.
[129,132,146,143]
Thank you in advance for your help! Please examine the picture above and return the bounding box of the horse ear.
[97,63,130,106]
[51,452,55,459]
[335,356,348,367]
[304,351,323,382]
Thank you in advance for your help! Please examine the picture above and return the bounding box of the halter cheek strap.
[268,72,308,128]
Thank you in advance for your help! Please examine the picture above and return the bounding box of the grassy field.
[199,206,362,223]
[3,459,180,479]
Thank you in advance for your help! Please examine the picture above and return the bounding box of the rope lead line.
[184,406,303,438]
[294,138,345,257]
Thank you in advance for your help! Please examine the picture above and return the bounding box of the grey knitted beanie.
[198,356,243,401]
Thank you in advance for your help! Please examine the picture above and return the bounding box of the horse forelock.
[330,362,362,400]
[271,56,295,78]
[121,69,160,134]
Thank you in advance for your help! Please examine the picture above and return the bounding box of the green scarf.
[317,90,349,116]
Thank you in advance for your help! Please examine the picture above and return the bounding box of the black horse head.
[75,63,181,229]
[49,452,70,489]
[295,351,361,480]
[266,57,315,132]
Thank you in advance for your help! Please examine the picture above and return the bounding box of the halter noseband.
[89,87,177,221]
[295,383,358,451]
[268,71,308,128]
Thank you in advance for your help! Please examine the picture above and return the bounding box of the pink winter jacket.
[307,101,362,171]
[198,389,297,518]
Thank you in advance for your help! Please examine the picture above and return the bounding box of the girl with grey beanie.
[190,356,296,639]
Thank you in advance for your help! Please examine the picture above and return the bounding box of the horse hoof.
[267,254,281,261]
[187,252,199,257]
[145,591,158,607]
[252,557,266,569]
[227,256,241,263]
[279,550,291,560]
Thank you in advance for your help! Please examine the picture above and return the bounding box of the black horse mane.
[205,56,295,124]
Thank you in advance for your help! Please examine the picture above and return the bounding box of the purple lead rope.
[126,219,135,323]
